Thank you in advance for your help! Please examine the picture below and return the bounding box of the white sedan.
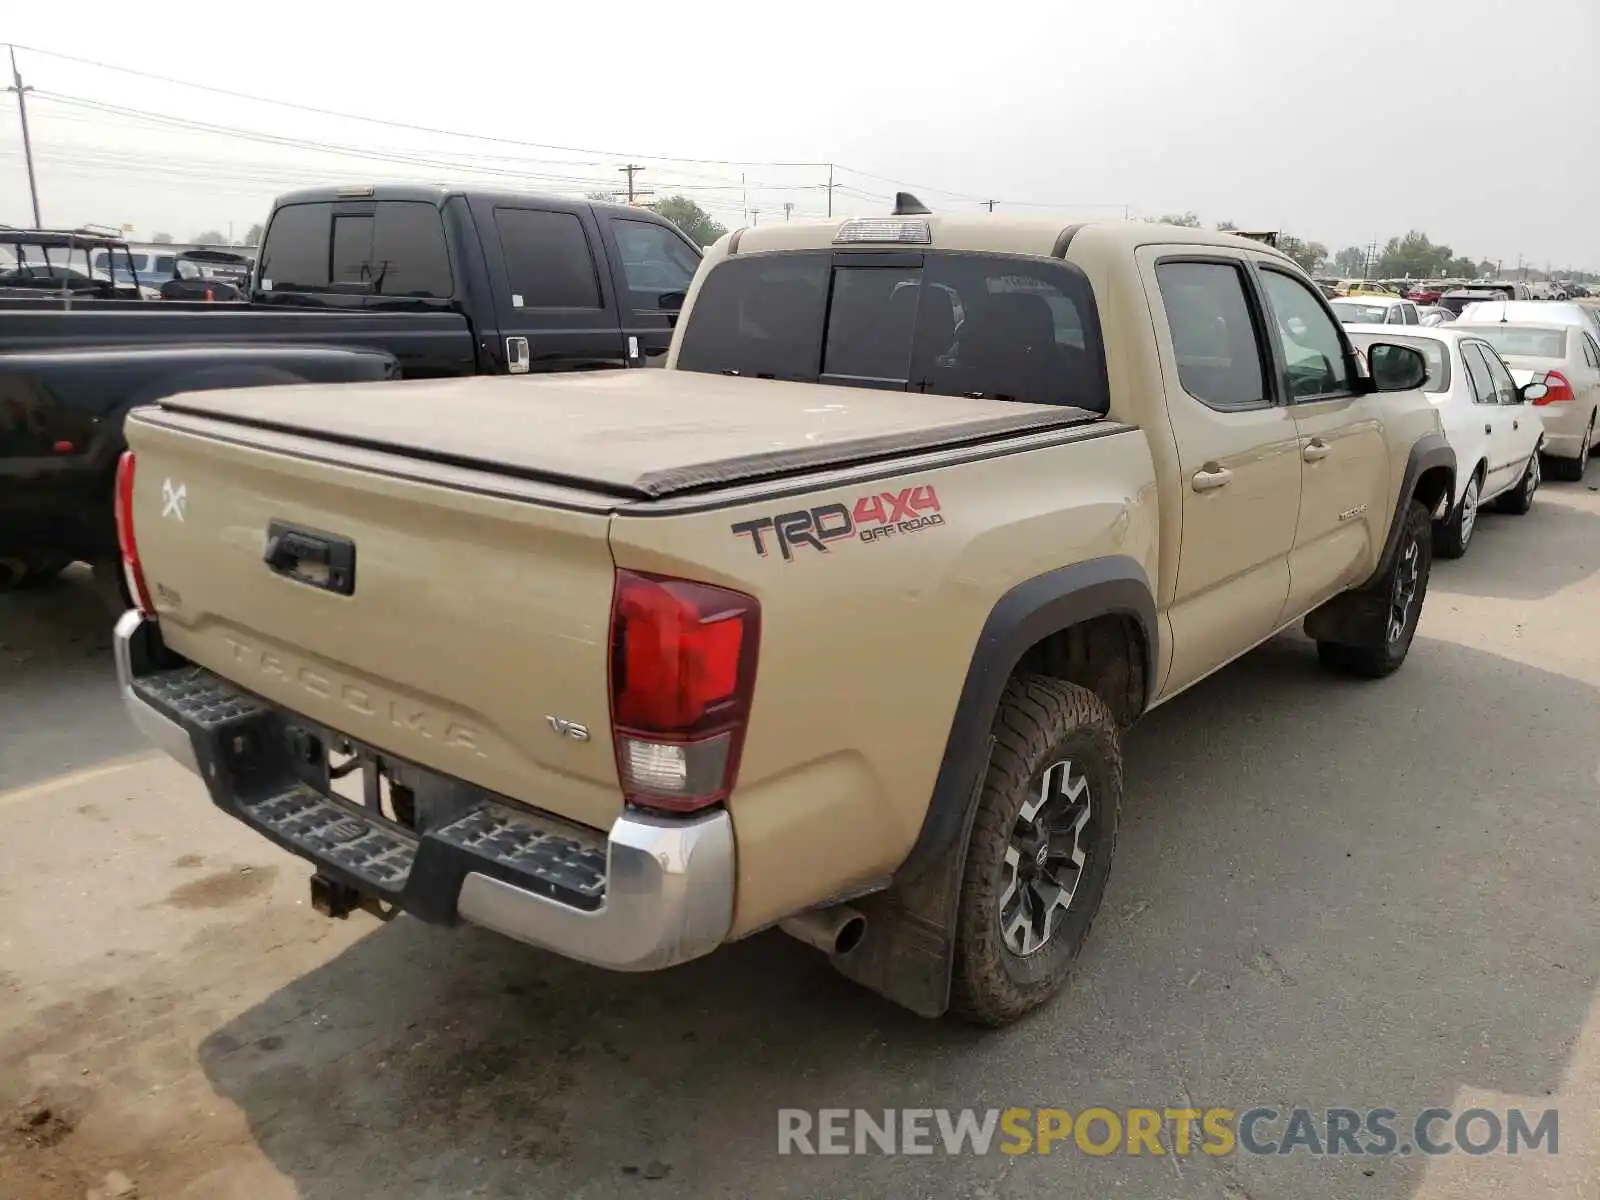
[1347,325,1545,557]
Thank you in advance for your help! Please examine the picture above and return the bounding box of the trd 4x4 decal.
[731,485,944,561]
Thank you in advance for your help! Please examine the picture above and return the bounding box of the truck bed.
[0,303,475,377]
[148,370,1106,500]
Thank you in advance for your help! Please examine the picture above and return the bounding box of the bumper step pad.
[243,783,417,893]
[434,806,607,910]
[130,665,611,912]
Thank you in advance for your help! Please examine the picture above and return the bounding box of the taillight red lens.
[609,569,760,812]
[1535,370,1575,405]
[114,451,155,614]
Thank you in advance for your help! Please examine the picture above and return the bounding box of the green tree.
[151,231,175,244]
[1333,246,1367,277]
[244,223,264,245]
[651,195,728,247]
[1214,220,1238,231]
[1145,211,1202,227]
[1278,236,1329,274]
[192,229,227,245]
[1375,230,1453,279]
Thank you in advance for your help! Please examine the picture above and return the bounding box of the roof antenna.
[893,191,931,216]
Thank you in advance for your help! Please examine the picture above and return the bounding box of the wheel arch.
[827,555,1156,1018]
[1373,433,1454,584]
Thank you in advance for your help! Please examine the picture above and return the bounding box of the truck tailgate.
[124,413,624,832]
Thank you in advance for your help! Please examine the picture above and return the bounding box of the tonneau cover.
[156,369,1101,499]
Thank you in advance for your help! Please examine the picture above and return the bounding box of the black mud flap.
[1303,589,1390,647]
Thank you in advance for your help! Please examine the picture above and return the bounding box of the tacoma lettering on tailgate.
[731,485,944,561]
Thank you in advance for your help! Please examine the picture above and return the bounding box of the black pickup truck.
[0,185,703,589]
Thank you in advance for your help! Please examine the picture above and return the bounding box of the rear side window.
[676,255,828,380]
[676,251,1108,412]
[1154,262,1267,411]
[494,209,602,308]
[259,201,452,298]
[612,218,699,312]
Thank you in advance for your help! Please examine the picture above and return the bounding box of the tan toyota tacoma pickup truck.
[114,209,1454,1025]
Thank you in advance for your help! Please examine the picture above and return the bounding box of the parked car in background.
[1346,326,1543,555]
[1406,284,1444,304]
[1418,306,1455,326]
[1465,323,1600,481]
[1439,287,1508,317]
[1335,279,1400,297]
[1455,299,1600,339]
[1331,296,1421,326]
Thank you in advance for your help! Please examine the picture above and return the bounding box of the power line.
[3,42,830,170]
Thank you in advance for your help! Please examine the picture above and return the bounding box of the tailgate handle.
[263,521,357,596]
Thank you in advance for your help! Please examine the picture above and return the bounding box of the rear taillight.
[114,451,155,614]
[1534,370,1575,405]
[608,569,760,813]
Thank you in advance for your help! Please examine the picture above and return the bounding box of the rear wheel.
[1432,470,1480,558]
[1544,415,1593,482]
[1497,452,1539,515]
[950,675,1121,1027]
[1317,500,1432,679]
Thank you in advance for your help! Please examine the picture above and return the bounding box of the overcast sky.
[3,0,1597,268]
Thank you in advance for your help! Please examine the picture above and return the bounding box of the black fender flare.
[831,555,1158,1016]
[1305,432,1455,648]
[1368,432,1455,586]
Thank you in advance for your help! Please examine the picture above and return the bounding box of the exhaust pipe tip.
[779,904,867,958]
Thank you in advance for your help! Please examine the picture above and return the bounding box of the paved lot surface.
[2,473,1598,1200]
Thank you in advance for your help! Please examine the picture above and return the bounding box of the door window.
[1478,346,1520,405]
[1258,269,1353,400]
[1402,303,1420,325]
[1461,342,1498,404]
[1153,261,1268,411]
[494,209,603,308]
[611,218,699,312]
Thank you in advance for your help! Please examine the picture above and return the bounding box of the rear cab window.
[258,200,454,300]
[676,250,1109,413]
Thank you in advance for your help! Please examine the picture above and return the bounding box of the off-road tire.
[1317,499,1432,680]
[949,675,1121,1027]
[1497,452,1539,515]
[1432,468,1480,559]
[1543,415,1593,482]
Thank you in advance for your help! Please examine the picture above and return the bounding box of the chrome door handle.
[1192,465,1234,492]
[1485,424,1493,435]
[1302,439,1331,462]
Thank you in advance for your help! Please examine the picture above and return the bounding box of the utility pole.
[618,164,647,205]
[782,202,793,222]
[826,164,834,218]
[983,200,997,212]
[7,47,42,228]
[750,208,760,227]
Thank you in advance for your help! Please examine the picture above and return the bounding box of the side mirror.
[1367,343,1429,392]
[1521,381,1549,404]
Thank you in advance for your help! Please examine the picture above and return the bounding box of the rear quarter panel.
[609,428,1159,935]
